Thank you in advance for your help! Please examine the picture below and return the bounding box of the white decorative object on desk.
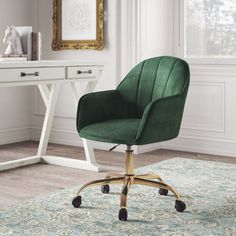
[3,26,23,55]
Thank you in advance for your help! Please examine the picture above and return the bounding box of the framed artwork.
[52,0,104,50]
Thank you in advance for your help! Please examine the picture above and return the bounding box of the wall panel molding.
[174,62,236,157]
[182,81,225,133]
[30,125,236,157]
[190,65,236,76]
[165,134,236,158]
[31,127,142,154]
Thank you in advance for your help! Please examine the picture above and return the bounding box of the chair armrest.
[77,90,135,131]
[136,95,186,144]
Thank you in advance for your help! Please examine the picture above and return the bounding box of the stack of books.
[17,26,42,61]
[31,32,42,61]
[0,26,42,62]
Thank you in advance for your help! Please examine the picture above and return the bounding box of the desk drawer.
[67,66,99,79]
[0,67,65,83]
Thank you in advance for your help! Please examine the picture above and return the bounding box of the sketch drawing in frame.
[52,0,104,50]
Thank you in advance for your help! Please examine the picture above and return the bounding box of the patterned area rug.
[0,158,236,236]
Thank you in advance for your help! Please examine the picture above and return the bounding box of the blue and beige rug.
[0,158,236,236]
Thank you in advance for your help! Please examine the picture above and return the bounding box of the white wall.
[119,0,236,157]
[120,0,173,78]
[0,0,36,144]
[34,0,236,158]
[135,0,236,158]
[31,0,122,147]
[35,0,119,90]
[165,64,236,157]
[164,0,236,157]
[140,0,173,60]
[1,0,236,158]
[0,0,36,54]
[32,0,177,152]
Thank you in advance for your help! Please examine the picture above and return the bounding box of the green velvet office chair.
[72,56,190,221]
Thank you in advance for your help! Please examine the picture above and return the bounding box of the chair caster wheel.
[175,200,186,212]
[119,208,128,221]
[101,184,110,194]
[72,196,81,208]
[159,188,168,196]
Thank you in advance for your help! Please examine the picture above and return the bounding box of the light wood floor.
[0,141,235,207]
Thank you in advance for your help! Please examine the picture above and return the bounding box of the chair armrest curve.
[77,90,135,132]
[136,95,186,144]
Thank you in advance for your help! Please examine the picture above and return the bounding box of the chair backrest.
[117,56,190,117]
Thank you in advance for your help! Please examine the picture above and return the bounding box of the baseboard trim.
[164,135,236,158]
[30,127,161,154]
[30,127,236,157]
[0,127,31,145]
[31,127,82,147]
[136,143,162,154]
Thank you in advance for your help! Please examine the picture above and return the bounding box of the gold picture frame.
[52,0,104,50]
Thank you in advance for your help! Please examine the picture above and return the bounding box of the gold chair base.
[72,147,185,220]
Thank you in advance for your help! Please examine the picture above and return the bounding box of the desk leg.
[70,81,104,171]
[37,82,103,172]
[82,138,100,166]
[84,80,97,94]
[0,156,41,172]
[0,84,60,172]
[37,83,61,156]
[81,81,99,165]
[36,81,104,172]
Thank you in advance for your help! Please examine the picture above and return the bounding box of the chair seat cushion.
[80,119,141,145]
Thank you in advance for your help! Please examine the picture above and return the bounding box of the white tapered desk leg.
[37,83,61,156]
[82,81,100,166]
[71,80,101,169]
[82,138,99,165]
[38,81,103,172]
[84,80,97,94]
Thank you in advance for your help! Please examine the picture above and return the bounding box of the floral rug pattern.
[0,158,236,236]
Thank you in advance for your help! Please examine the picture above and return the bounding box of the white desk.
[0,60,104,172]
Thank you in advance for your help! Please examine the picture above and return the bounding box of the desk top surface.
[0,60,103,69]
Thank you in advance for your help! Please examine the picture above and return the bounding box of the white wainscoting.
[163,64,236,157]
[0,127,31,145]
[31,127,141,154]
[123,64,236,157]
[182,81,225,133]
